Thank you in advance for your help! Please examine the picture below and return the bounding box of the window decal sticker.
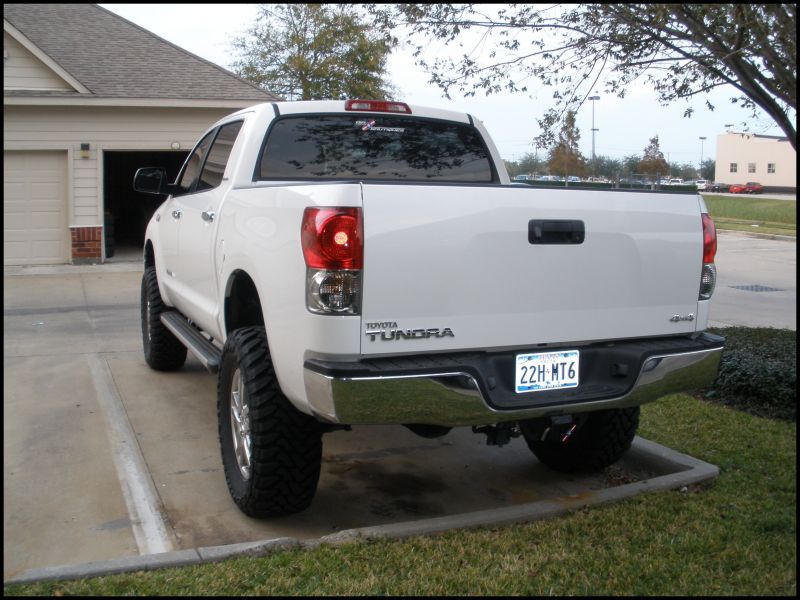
[355,119,405,133]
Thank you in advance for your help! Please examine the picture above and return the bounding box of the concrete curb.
[4,538,299,587]
[4,436,718,587]
[717,229,796,242]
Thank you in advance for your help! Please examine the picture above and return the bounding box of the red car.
[729,182,764,194]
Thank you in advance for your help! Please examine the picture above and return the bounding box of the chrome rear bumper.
[303,335,724,426]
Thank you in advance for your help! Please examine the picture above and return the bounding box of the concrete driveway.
[3,231,793,581]
[710,232,796,330]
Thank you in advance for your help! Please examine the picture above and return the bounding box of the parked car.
[695,179,709,191]
[709,182,729,192]
[513,174,533,181]
[729,181,764,194]
[566,175,581,183]
[133,98,724,518]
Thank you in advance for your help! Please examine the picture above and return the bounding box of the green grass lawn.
[703,195,796,237]
[7,393,796,596]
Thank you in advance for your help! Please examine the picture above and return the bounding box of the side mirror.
[133,167,175,195]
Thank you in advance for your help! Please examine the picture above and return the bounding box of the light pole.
[589,95,600,177]
[699,136,706,178]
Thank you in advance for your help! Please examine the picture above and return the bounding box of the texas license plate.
[515,350,580,393]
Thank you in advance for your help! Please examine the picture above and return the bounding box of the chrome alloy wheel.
[229,368,252,480]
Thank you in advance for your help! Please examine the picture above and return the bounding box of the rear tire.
[218,326,322,517]
[520,407,640,472]
[141,266,187,370]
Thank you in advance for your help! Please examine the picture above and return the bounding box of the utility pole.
[589,94,600,177]
[699,136,706,178]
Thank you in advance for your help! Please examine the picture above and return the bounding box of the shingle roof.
[3,3,280,101]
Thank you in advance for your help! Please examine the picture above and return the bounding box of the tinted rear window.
[257,115,494,182]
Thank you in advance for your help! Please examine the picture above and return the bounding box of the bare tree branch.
[370,3,796,149]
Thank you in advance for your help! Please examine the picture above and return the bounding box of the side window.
[175,131,216,196]
[197,121,244,191]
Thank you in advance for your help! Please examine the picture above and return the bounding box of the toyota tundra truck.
[134,99,724,518]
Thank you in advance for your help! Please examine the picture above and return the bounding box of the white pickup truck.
[134,99,724,518]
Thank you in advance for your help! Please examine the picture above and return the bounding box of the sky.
[101,3,792,167]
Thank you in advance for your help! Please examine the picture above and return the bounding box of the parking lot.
[3,231,795,581]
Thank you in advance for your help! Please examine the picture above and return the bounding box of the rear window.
[257,115,494,182]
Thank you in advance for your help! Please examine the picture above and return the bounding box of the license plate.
[515,350,580,394]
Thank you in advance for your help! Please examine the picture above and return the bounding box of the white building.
[714,132,796,190]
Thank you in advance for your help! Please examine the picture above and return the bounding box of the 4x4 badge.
[669,314,695,322]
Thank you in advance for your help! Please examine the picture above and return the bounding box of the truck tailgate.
[360,184,703,356]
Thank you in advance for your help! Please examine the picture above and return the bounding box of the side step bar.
[160,312,222,373]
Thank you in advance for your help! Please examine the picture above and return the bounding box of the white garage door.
[4,150,68,265]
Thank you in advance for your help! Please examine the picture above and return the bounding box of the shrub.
[703,327,796,421]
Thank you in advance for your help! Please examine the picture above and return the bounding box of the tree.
[675,162,699,181]
[519,152,545,176]
[503,159,521,177]
[232,4,397,101]
[621,154,642,177]
[593,155,623,180]
[371,4,797,149]
[547,111,588,179]
[638,136,670,178]
[700,159,715,181]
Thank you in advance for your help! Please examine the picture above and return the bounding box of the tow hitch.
[472,422,521,447]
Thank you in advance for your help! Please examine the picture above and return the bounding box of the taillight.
[302,207,363,314]
[699,213,717,300]
[344,99,412,114]
[302,207,362,269]
[702,213,717,264]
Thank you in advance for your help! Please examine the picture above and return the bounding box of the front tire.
[218,326,322,517]
[520,407,640,473]
[141,266,187,371]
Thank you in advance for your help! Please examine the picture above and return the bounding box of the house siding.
[3,104,246,228]
[3,31,73,91]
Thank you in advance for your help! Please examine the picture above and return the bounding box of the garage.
[103,150,188,258]
[4,3,277,264]
[3,150,68,266]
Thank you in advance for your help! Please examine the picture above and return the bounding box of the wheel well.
[225,271,264,334]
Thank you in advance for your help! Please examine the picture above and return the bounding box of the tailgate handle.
[528,220,585,245]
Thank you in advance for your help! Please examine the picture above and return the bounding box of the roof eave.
[3,95,267,109]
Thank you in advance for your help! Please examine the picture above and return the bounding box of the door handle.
[528,220,585,244]
[202,211,216,222]
[171,209,182,219]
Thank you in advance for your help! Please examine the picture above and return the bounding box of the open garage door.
[103,150,187,259]
[4,150,69,266]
